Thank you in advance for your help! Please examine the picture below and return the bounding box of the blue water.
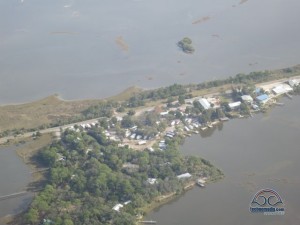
[147,97,300,224]
[1,0,300,104]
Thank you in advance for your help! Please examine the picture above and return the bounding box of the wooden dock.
[285,92,293,99]
[30,168,49,174]
[0,191,28,201]
[139,221,157,224]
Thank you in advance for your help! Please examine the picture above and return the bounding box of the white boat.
[196,178,206,187]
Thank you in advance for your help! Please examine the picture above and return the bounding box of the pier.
[139,221,157,224]
[0,191,28,201]
[275,102,285,106]
[30,168,49,174]
[285,92,293,99]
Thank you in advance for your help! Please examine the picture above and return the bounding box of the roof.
[256,94,269,101]
[147,178,158,185]
[255,88,261,94]
[112,204,123,212]
[228,101,241,109]
[272,84,293,95]
[289,79,299,87]
[177,173,192,179]
[241,95,253,102]
[160,111,169,116]
[198,98,211,110]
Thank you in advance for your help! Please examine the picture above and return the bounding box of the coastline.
[140,175,224,220]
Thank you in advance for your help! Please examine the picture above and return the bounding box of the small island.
[177,37,195,54]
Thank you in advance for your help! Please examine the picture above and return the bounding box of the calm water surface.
[147,97,300,224]
[0,146,32,219]
[1,0,300,104]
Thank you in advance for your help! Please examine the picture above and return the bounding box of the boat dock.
[275,102,285,106]
[139,221,157,224]
[0,191,28,201]
[285,92,293,99]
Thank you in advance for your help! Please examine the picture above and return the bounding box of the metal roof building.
[241,95,253,103]
[256,94,269,104]
[272,84,293,95]
[198,98,211,110]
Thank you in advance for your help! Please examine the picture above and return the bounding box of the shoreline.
[1,64,300,107]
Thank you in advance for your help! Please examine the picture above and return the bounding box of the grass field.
[0,87,142,132]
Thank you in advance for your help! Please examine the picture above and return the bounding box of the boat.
[196,178,206,187]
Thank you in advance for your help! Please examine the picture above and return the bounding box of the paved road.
[0,117,101,144]
[0,106,155,145]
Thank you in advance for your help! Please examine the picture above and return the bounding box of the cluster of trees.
[177,37,195,54]
[25,126,223,225]
[194,71,271,91]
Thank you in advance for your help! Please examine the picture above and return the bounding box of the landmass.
[1,64,300,225]
[115,36,129,52]
[192,16,211,25]
[177,37,195,54]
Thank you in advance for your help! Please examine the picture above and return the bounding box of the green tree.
[25,208,39,224]
[178,95,185,105]
[63,219,74,225]
[127,109,136,116]
[121,116,135,128]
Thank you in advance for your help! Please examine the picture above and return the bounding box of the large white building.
[228,101,241,109]
[198,98,211,110]
[272,84,293,95]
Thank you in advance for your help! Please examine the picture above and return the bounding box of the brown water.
[0,146,33,219]
[147,96,300,224]
[1,0,300,104]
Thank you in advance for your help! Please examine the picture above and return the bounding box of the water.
[147,97,300,224]
[0,146,32,218]
[1,0,300,104]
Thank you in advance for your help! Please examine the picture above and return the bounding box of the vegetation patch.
[177,37,195,54]
[21,128,223,225]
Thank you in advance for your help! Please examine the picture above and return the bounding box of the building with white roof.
[177,173,192,179]
[228,101,241,110]
[241,95,253,103]
[198,98,211,110]
[112,204,123,212]
[272,84,293,95]
[288,79,299,87]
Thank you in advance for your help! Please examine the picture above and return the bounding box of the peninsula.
[1,64,300,225]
